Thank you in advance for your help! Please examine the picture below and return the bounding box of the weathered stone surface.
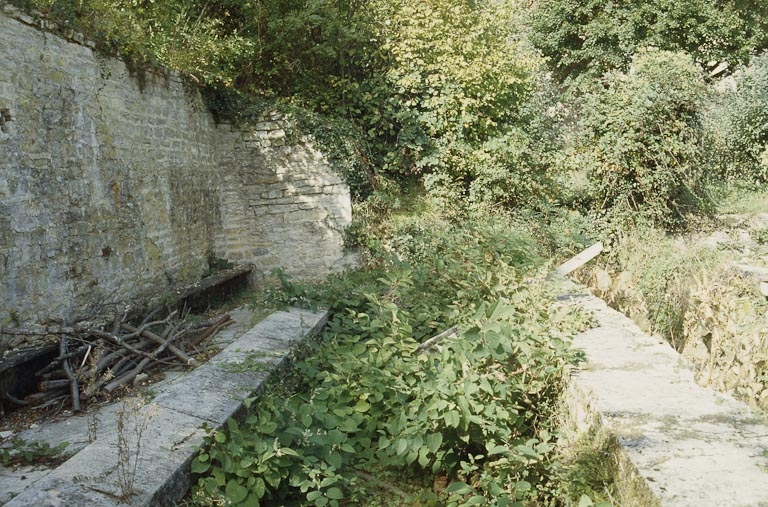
[2,307,329,507]
[0,10,354,353]
[561,287,768,507]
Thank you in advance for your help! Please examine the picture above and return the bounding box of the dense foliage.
[190,213,600,506]
[17,0,555,209]
[704,52,768,183]
[367,1,556,208]
[571,50,711,228]
[529,0,768,89]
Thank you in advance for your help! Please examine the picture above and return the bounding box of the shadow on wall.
[0,11,354,353]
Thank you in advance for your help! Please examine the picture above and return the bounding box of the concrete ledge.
[562,290,768,507]
[3,307,328,507]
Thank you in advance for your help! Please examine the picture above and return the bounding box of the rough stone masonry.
[0,6,353,353]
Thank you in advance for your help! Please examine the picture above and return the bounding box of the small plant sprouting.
[87,410,100,443]
[115,398,158,503]
[0,438,69,468]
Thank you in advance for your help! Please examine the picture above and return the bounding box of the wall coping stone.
[1,307,329,506]
[560,283,768,506]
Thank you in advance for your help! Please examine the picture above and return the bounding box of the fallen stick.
[39,379,71,391]
[122,324,197,366]
[25,389,68,406]
[60,338,81,413]
[415,326,459,354]
[105,327,177,392]
[88,329,170,363]
[2,391,30,406]
[189,314,231,348]
[104,357,151,392]
[36,344,90,376]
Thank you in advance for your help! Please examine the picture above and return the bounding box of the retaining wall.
[0,6,352,353]
[560,285,768,506]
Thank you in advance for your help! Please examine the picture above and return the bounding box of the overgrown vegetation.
[529,0,768,90]
[704,52,768,184]
[11,0,768,503]
[570,49,711,229]
[0,438,69,468]
[190,212,605,506]
[14,0,556,210]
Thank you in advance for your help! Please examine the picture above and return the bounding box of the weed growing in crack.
[86,410,100,443]
[116,398,158,503]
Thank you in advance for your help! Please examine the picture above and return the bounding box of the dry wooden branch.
[36,344,90,376]
[121,323,197,366]
[2,391,30,406]
[555,242,604,276]
[10,308,228,411]
[189,314,232,348]
[60,337,81,413]
[104,357,151,392]
[39,379,71,391]
[105,328,177,392]
[25,389,67,406]
[415,326,459,354]
[88,329,166,362]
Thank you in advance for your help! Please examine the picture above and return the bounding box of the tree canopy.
[529,0,768,88]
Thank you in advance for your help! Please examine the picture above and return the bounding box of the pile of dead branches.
[1,310,231,412]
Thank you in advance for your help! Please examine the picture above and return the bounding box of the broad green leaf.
[326,487,344,500]
[225,479,249,503]
[445,482,473,495]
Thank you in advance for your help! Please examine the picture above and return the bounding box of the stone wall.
[0,7,353,353]
[217,119,352,276]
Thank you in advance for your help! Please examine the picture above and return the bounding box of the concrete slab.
[562,289,768,507]
[0,307,328,506]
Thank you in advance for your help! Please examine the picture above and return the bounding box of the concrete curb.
[562,290,768,507]
[3,307,329,507]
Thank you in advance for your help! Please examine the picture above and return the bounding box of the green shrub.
[573,49,711,229]
[191,213,595,506]
[16,0,257,86]
[366,0,558,209]
[705,52,768,183]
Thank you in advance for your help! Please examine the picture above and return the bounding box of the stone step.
[561,288,768,507]
[1,307,328,507]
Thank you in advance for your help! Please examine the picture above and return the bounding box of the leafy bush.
[370,0,557,208]
[190,213,595,506]
[572,49,711,229]
[704,52,768,183]
[15,0,256,86]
